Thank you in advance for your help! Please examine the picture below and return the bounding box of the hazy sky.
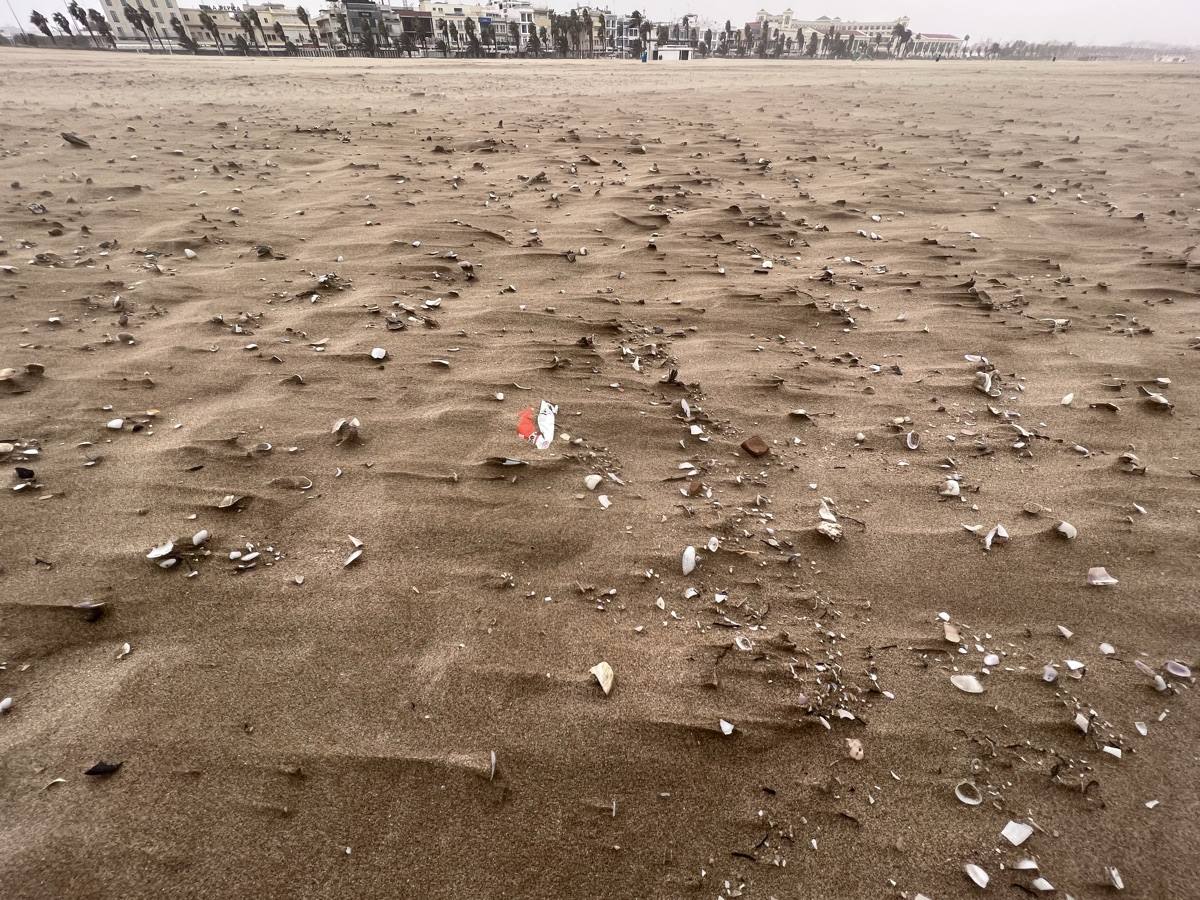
[3,0,1198,46]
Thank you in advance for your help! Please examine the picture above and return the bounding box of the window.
[157,11,163,22]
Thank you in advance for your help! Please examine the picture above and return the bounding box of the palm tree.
[199,10,223,53]
[438,17,448,53]
[170,15,197,52]
[463,15,477,57]
[538,25,548,55]
[527,24,540,56]
[449,20,459,51]
[334,12,348,48]
[296,6,318,47]
[137,6,170,53]
[120,2,153,50]
[89,9,115,47]
[237,12,259,52]
[582,9,591,57]
[597,12,605,53]
[400,31,414,56]
[68,1,98,46]
[508,20,519,55]
[30,10,55,44]
[248,8,269,54]
[806,30,819,57]
[52,12,73,40]
[418,17,431,55]
[234,33,250,55]
[273,20,285,45]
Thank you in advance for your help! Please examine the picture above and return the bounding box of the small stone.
[740,435,769,457]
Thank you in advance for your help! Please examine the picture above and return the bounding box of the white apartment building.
[100,0,185,41]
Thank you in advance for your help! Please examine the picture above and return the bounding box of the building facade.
[100,0,185,41]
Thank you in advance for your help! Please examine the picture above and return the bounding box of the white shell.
[370,347,387,360]
[1031,877,1054,892]
[146,541,174,560]
[964,863,989,888]
[984,653,1000,667]
[682,546,696,575]
[905,431,920,450]
[106,418,124,430]
[0,696,13,714]
[1042,664,1058,683]
[1087,566,1118,586]
[1165,660,1192,678]
[584,474,602,491]
[191,529,210,546]
[707,536,720,553]
[940,479,961,497]
[1002,820,1034,846]
[719,719,735,735]
[598,495,611,509]
[1055,521,1077,539]
[184,248,197,259]
[955,780,983,805]
[1106,866,1124,890]
[590,661,614,695]
[845,738,864,760]
[951,674,984,694]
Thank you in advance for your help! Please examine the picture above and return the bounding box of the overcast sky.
[3,0,1198,46]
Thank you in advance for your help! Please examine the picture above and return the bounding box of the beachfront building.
[905,32,963,57]
[175,3,311,49]
[100,0,186,41]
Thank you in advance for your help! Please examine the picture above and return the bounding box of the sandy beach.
[1,50,1198,898]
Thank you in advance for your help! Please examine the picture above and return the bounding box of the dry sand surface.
[1,49,1199,899]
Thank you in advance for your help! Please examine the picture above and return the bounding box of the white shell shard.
[734,635,753,652]
[1100,642,1115,656]
[943,622,962,643]
[1165,660,1192,678]
[184,248,197,259]
[1055,521,1078,540]
[343,548,362,568]
[590,661,614,695]
[117,642,132,659]
[940,479,961,497]
[905,431,920,450]
[951,674,985,694]
[106,418,124,430]
[1057,625,1074,640]
[598,495,611,509]
[983,524,1008,551]
[845,738,864,761]
[1061,392,1074,405]
[584,474,602,491]
[191,529,210,546]
[1087,566,1118,586]
[1002,820,1034,846]
[1106,866,1124,890]
[955,781,983,806]
[1042,664,1058,683]
[370,347,387,360]
[964,863,989,889]
[146,541,174,560]
[682,546,696,575]
[706,536,720,553]
[718,719,735,735]
[984,653,1000,667]
[0,696,13,714]
[1031,877,1054,892]
[1013,858,1039,871]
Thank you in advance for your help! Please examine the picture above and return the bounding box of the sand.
[1,49,1198,899]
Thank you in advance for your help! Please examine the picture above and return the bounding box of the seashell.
[718,719,735,736]
[1165,660,1192,679]
[217,494,242,509]
[1042,664,1058,683]
[682,546,696,576]
[734,635,753,652]
[983,524,1008,551]
[1002,820,1033,846]
[955,780,983,806]
[589,661,614,696]
[845,738,864,761]
[192,529,210,546]
[1055,521,1077,539]
[106,418,124,430]
[598,495,611,509]
[940,479,961,497]
[1013,858,1039,871]
[951,674,984,694]
[963,863,989,889]
[905,431,920,450]
[343,548,362,568]
[184,248,197,259]
[370,347,387,360]
[1106,867,1124,890]
[1031,877,1054,892]
[1100,643,1115,656]
[1061,392,1073,405]
[117,642,132,659]
[943,622,962,643]
[584,474,602,491]
[146,541,174,560]
[0,696,13,714]
[984,653,1000,667]
[706,536,719,553]
[1087,566,1118,586]
[1057,625,1073,640]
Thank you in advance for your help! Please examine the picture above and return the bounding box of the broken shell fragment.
[681,546,696,576]
[1002,820,1034,846]
[718,719,735,736]
[940,479,961,498]
[816,520,843,542]
[370,347,387,360]
[1087,566,1118,587]
[146,541,174,560]
[106,418,124,430]
[905,431,920,450]
[1055,521,1078,540]
[951,674,985,694]
[845,738,864,761]
[590,661,614,696]
[1165,660,1192,679]
[955,781,983,806]
[584,474,602,491]
[1106,866,1124,890]
[964,863,989,889]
